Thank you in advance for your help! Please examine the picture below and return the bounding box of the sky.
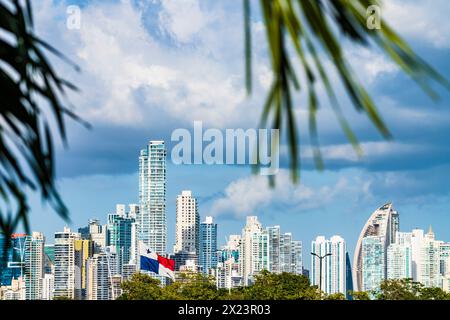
[27,0,450,268]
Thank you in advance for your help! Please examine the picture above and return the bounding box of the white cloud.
[384,0,450,48]
[209,170,363,218]
[33,0,268,129]
[159,0,210,43]
[346,47,398,85]
[299,141,433,163]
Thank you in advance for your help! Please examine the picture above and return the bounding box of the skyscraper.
[41,274,54,300]
[439,242,450,276]
[199,216,218,274]
[24,232,45,300]
[74,239,93,299]
[353,203,399,291]
[279,233,293,273]
[267,226,281,273]
[267,226,302,274]
[291,240,303,275]
[174,191,199,258]
[217,235,242,289]
[387,232,412,280]
[138,141,167,256]
[108,204,135,273]
[79,219,107,253]
[419,226,442,288]
[361,236,385,291]
[86,252,116,300]
[240,216,269,286]
[0,234,27,286]
[311,235,346,295]
[44,244,55,275]
[54,227,80,299]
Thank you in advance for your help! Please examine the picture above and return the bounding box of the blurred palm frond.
[0,0,83,251]
[244,0,449,183]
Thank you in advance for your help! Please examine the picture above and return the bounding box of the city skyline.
[23,0,450,276]
[4,199,450,299]
[1,0,450,308]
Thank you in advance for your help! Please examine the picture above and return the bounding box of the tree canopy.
[119,273,450,301]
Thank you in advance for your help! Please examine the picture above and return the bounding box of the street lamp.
[311,252,332,295]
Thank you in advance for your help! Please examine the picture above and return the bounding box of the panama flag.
[139,241,175,281]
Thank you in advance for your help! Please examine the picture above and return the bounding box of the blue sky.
[28,0,450,267]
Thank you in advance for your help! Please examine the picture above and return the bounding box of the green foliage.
[118,271,320,300]
[0,1,83,244]
[244,0,449,182]
[419,287,450,300]
[325,292,346,300]
[162,272,221,300]
[242,270,321,300]
[376,278,422,300]
[118,273,163,300]
[375,279,450,300]
[119,273,450,301]
[348,291,371,300]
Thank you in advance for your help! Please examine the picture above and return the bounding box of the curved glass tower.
[353,203,399,292]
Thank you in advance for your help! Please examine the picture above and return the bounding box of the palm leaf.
[244,0,449,183]
[0,0,82,255]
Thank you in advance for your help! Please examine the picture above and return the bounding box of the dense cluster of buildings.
[1,141,449,300]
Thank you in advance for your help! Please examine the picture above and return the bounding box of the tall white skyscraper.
[311,235,346,295]
[411,228,424,282]
[139,141,167,256]
[24,232,45,300]
[54,227,80,299]
[354,203,399,291]
[419,227,442,288]
[387,232,412,280]
[86,252,116,300]
[439,242,450,277]
[239,216,269,286]
[267,226,302,274]
[174,191,199,256]
[291,240,303,275]
[280,233,293,273]
[41,274,54,300]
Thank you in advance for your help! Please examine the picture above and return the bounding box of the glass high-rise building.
[387,232,412,280]
[240,216,269,286]
[24,232,45,300]
[291,240,303,275]
[86,252,116,300]
[267,226,281,273]
[361,236,385,292]
[107,204,135,273]
[199,216,218,274]
[419,227,442,288]
[138,141,167,256]
[353,203,399,291]
[267,226,302,274]
[311,235,347,295]
[0,234,27,286]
